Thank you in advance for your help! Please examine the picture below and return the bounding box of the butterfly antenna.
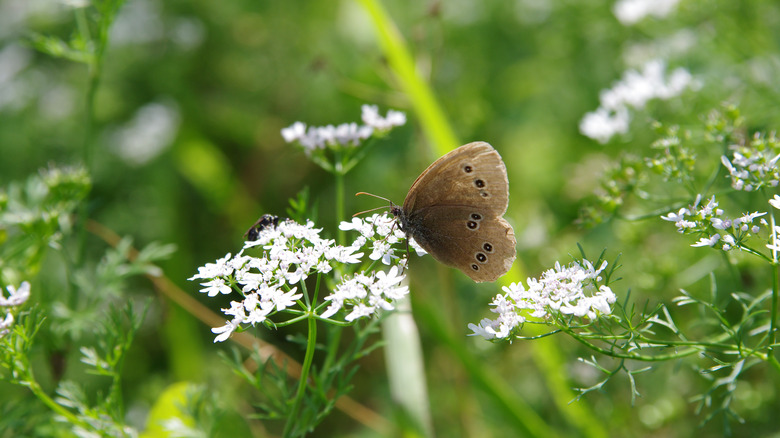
[355,192,394,203]
[352,205,390,217]
[354,192,398,217]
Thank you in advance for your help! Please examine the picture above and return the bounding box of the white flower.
[739,211,767,224]
[579,107,631,144]
[281,121,306,143]
[345,303,375,322]
[468,318,499,340]
[361,105,407,131]
[0,313,14,338]
[722,134,780,191]
[339,217,374,236]
[721,234,736,251]
[697,196,719,216]
[691,235,721,247]
[192,216,414,341]
[770,195,780,210]
[322,266,408,321]
[268,287,302,312]
[470,259,614,340]
[198,278,232,297]
[0,281,31,307]
[613,0,680,25]
[281,105,405,152]
[211,319,241,343]
[660,209,686,221]
[369,239,396,265]
[373,267,407,298]
[663,194,768,252]
[223,300,247,320]
[710,218,730,230]
[580,60,696,143]
[188,253,233,280]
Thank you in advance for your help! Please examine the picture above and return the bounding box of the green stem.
[335,170,345,246]
[770,252,778,363]
[319,325,343,388]
[283,314,318,438]
[567,331,704,362]
[23,371,86,429]
[83,63,100,170]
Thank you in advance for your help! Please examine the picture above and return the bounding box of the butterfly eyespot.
[474,179,485,188]
[471,264,479,271]
[471,213,482,221]
[480,191,490,198]
[475,252,487,263]
[467,220,479,230]
[463,164,473,173]
[483,242,493,252]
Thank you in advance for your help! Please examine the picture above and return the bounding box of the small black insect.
[245,214,280,241]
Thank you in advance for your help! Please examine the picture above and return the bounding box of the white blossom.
[580,60,697,143]
[0,281,31,307]
[769,194,780,210]
[613,0,680,25]
[691,235,721,248]
[0,313,14,338]
[281,105,406,153]
[361,105,407,131]
[322,266,408,321]
[469,260,616,340]
[579,107,631,144]
[661,194,769,253]
[721,133,780,191]
[191,217,414,342]
[198,278,232,297]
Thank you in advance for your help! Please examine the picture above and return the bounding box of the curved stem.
[283,314,318,437]
[27,379,84,427]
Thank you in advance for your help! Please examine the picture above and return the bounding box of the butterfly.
[361,142,516,282]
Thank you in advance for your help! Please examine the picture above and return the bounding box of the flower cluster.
[281,105,406,153]
[579,59,697,143]
[321,266,408,322]
[661,194,768,251]
[190,216,415,342]
[468,260,616,340]
[644,126,696,182]
[721,131,780,191]
[339,213,426,265]
[1,281,31,338]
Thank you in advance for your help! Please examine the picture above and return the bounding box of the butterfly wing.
[401,142,516,282]
[403,142,509,216]
[404,205,516,282]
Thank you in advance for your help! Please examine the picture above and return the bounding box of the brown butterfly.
[360,142,516,282]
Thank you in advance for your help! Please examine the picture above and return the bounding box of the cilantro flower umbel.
[281,104,407,154]
[469,260,616,341]
[661,194,769,252]
[721,131,780,192]
[190,216,416,342]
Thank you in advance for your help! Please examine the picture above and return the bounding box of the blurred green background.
[2,0,780,436]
